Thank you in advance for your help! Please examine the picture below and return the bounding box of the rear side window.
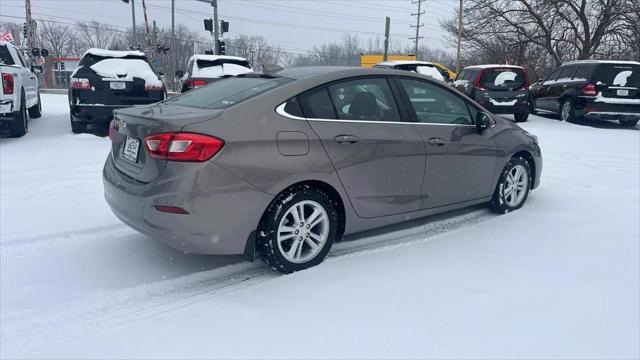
[479,68,526,90]
[593,64,640,87]
[574,64,596,81]
[399,78,473,125]
[457,69,476,81]
[556,66,576,81]
[326,77,401,122]
[0,46,15,65]
[300,88,336,119]
[283,96,304,117]
[168,76,290,109]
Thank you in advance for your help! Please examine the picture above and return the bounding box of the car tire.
[28,93,42,118]
[70,114,86,134]
[257,185,340,274]
[619,119,639,128]
[490,156,532,214]
[560,98,578,123]
[8,94,28,138]
[514,113,529,123]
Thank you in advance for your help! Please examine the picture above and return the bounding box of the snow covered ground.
[1,94,638,359]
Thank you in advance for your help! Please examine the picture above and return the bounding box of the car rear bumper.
[71,104,127,124]
[0,99,14,119]
[477,98,529,114]
[103,155,274,255]
[576,97,640,120]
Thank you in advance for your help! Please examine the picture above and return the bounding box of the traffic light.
[22,23,27,41]
[60,62,66,71]
[220,20,229,34]
[218,40,226,55]
[204,18,213,32]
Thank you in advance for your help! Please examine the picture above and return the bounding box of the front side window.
[0,46,15,65]
[556,66,576,81]
[399,78,473,125]
[326,77,400,122]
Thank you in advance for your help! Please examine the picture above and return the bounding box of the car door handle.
[427,137,447,147]
[333,135,360,144]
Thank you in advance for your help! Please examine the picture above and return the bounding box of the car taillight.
[185,79,207,88]
[2,73,14,94]
[71,78,91,90]
[582,83,597,96]
[108,119,115,141]
[144,132,224,162]
[145,83,164,91]
[474,69,487,91]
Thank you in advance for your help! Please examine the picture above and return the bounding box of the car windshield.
[480,68,526,90]
[0,45,15,65]
[593,64,640,87]
[167,76,291,109]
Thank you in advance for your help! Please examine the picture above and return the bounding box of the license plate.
[617,89,629,96]
[110,81,126,90]
[122,136,140,163]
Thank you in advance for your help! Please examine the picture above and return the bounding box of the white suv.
[0,41,42,137]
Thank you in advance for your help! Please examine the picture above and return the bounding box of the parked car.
[529,60,639,127]
[179,55,252,93]
[104,67,542,273]
[374,60,446,82]
[68,48,166,135]
[0,41,42,137]
[432,62,457,82]
[454,65,530,122]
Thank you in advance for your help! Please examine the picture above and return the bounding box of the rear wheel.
[560,98,578,123]
[28,93,42,118]
[257,185,340,274]
[514,112,529,123]
[490,156,531,214]
[70,114,86,134]
[619,119,639,128]
[8,95,28,137]
[529,97,537,115]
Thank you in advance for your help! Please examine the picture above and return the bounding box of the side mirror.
[175,70,184,78]
[476,112,493,132]
[31,65,42,74]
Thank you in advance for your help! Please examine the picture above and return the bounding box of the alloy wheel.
[503,164,529,207]
[561,101,571,121]
[277,200,330,264]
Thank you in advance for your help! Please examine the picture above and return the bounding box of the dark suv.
[69,48,166,134]
[529,60,639,127]
[454,65,530,122]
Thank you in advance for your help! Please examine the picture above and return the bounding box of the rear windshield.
[0,46,15,65]
[593,64,640,87]
[194,59,252,78]
[479,68,526,90]
[167,76,291,109]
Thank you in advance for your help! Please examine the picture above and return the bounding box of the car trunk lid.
[593,63,640,100]
[110,103,224,183]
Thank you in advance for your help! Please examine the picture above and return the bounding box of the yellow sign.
[360,54,417,68]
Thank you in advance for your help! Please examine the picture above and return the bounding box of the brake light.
[582,83,597,96]
[145,83,164,91]
[108,119,115,141]
[185,79,207,89]
[71,78,91,90]
[144,132,224,162]
[2,73,14,94]
[474,69,487,91]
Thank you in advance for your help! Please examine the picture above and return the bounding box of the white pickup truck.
[1,41,42,137]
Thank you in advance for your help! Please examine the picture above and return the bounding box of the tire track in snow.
[1,209,494,357]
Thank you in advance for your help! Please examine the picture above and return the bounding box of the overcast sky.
[0,0,458,54]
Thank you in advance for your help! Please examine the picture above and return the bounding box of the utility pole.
[196,0,219,54]
[142,0,151,47]
[456,0,463,73]
[131,0,137,48]
[25,0,33,49]
[171,0,176,91]
[410,0,425,59]
[383,16,390,61]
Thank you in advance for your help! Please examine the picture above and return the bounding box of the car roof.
[189,54,249,62]
[81,48,146,59]
[375,60,435,67]
[463,64,525,70]
[562,60,640,66]
[274,66,429,81]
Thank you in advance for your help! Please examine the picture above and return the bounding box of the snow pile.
[82,48,146,59]
[415,66,445,81]
[494,71,517,86]
[90,59,163,87]
[594,92,640,104]
[193,63,253,78]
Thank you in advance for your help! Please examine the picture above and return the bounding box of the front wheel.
[70,114,86,134]
[490,157,532,214]
[257,185,340,274]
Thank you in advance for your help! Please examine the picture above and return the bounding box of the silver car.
[104,66,542,273]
